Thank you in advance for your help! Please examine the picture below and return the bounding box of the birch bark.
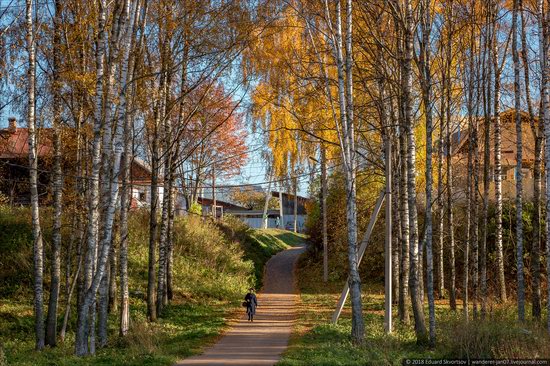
[536,0,550,332]
[492,0,507,303]
[46,0,63,347]
[522,0,542,320]
[512,0,525,322]
[419,0,435,343]
[26,0,45,351]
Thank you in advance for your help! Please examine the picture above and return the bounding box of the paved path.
[176,245,305,366]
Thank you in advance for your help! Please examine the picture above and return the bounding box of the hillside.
[0,207,304,366]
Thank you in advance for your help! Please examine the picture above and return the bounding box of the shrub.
[189,202,202,216]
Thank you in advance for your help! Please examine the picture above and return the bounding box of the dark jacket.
[244,293,257,314]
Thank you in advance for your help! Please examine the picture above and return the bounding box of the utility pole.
[293,175,298,232]
[332,191,385,323]
[279,188,284,228]
[212,165,216,219]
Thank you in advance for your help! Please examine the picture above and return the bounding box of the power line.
[0,158,340,193]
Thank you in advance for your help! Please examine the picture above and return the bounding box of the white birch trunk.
[46,0,63,347]
[26,0,45,350]
[537,0,550,332]
[420,0,435,344]
[492,0,507,303]
[334,0,364,343]
[404,0,427,341]
[512,0,525,322]
[481,10,492,318]
[524,0,542,320]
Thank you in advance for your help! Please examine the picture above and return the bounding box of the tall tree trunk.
[326,0,364,343]
[46,0,63,347]
[537,0,550,332]
[392,135,400,305]
[480,4,491,318]
[465,5,477,320]
[119,135,131,335]
[398,121,410,325]
[119,0,143,336]
[404,0,427,342]
[97,0,129,347]
[394,24,409,322]
[472,121,480,318]
[529,0,543,321]
[147,71,167,322]
[512,0,525,322]
[437,83,445,300]
[464,62,472,319]
[166,180,175,302]
[443,4,457,311]
[75,0,132,354]
[26,0,45,350]
[492,0,507,303]
[75,0,107,355]
[61,109,85,342]
[344,0,364,344]
[157,72,173,317]
[420,0,435,344]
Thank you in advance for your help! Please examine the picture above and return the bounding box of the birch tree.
[45,0,64,347]
[522,0,543,320]
[512,0,525,322]
[480,1,492,318]
[492,0,507,304]
[418,0,435,344]
[322,0,365,343]
[26,0,45,351]
[537,0,550,332]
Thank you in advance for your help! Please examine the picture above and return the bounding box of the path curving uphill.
[175,244,306,366]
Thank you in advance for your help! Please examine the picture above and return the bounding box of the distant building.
[451,109,541,200]
[0,117,164,208]
[223,191,308,232]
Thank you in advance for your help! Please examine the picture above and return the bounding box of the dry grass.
[279,247,550,366]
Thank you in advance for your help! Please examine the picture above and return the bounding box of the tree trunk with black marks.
[26,0,45,350]
[46,0,63,347]
[492,0,507,304]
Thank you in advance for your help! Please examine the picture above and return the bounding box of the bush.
[126,211,254,301]
[189,202,202,216]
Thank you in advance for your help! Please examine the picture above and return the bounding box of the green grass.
[0,208,302,366]
[1,300,236,366]
[278,249,550,366]
[246,229,306,288]
[219,216,306,288]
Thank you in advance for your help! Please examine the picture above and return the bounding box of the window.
[139,192,146,201]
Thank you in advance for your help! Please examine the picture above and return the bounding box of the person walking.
[244,288,258,322]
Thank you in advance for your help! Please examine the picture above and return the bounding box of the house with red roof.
[0,117,163,208]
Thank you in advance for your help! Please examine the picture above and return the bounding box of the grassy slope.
[0,208,303,366]
[278,251,550,366]
[218,217,306,288]
[244,229,306,288]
